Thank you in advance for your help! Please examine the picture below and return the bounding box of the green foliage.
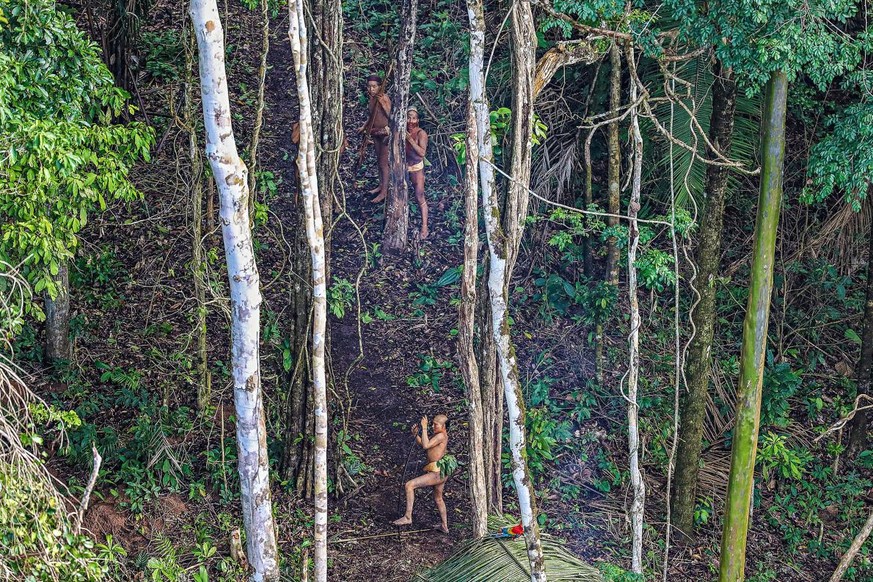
[140,30,183,82]
[599,562,645,582]
[437,453,458,479]
[760,356,803,428]
[0,0,153,309]
[412,0,468,107]
[764,460,872,579]
[541,0,625,39]
[640,55,760,208]
[668,0,864,94]
[0,471,120,580]
[757,432,810,481]
[406,354,454,393]
[803,102,873,210]
[328,277,355,319]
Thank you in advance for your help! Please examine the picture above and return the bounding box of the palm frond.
[416,515,602,581]
[640,55,760,210]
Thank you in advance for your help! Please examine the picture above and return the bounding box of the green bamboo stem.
[718,70,788,582]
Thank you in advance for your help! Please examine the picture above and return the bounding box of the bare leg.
[393,472,442,525]
[409,170,428,238]
[433,480,448,533]
[373,137,390,202]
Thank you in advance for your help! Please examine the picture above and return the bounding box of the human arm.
[406,130,428,157]
[419,416,446,449]
[378,93,392,115]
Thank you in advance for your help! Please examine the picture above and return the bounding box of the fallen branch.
[829,507,873,582]
[74,443,102,534]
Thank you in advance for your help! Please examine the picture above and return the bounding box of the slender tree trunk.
[306,0,342,491]
[583,130,594,277]
[718,70,788,582]
[45,262,71,363]
[504,0,536,279]
[382,0,417,253]
[288,2,328,579]
[847,221,873,455]
[470,0,545,577]
[460,98,488,539]
[247,0,269,218]
[626,43,645,575]
[185,20,211,412]
[281,0,341,498]
[307,0,341,256]
[475,282,503,513]
[468,0,502,516]
[190,2,279,578]
[829,506,873,582]
[282,231,315,496]
[671,64,737,541]
[605,41,621,286]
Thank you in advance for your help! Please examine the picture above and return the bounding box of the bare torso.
[426,433,447,463]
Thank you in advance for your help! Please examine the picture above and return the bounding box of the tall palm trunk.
[671,64,737,540]
[718,70,788,582]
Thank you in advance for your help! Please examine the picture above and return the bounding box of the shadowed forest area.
[4,0,873,580]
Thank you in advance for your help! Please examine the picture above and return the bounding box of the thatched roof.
[414,519,602,582]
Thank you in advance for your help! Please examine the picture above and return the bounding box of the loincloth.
[369,126,389,138]
[407,161,424,173]
[423,461,439,473]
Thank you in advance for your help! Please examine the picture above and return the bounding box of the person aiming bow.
[393,414,453,533]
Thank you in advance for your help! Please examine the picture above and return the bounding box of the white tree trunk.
[626,43,646,575]
[189,2,279,580]
[467,0,545,578]
[288,2,329,581]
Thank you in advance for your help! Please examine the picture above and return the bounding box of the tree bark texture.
[718,70,788,582]
[460,98,488,539]
[475,279,503,513]
[247,0,269,217]
[532,41,598,102]
[185,21,211,412]
[190,2,279,578]
[671,64,737,541]
[288,2,329,579]
[605,41,622,286]
[306,0,341,250]
[45,262,71,363]
[626,43,645,575]
[282,227,315,496]
[468,0,503,516]
[847,222,873,455]
[503,0,537,279]
[382,0,417,253]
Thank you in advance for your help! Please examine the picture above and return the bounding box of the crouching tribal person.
[393,414,455,533]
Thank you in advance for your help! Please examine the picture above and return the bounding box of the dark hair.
[367,74,383,84]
